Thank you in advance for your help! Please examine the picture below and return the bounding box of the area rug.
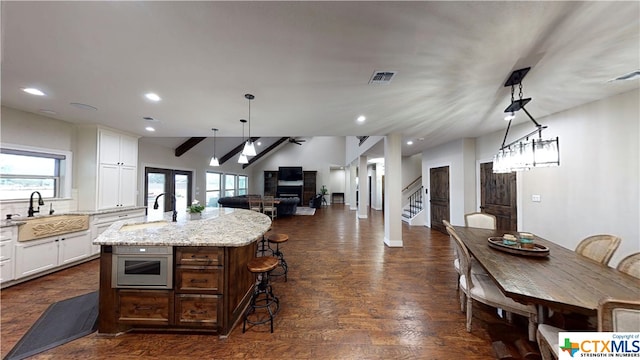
[3,291,99,360]
[295,207,316,216]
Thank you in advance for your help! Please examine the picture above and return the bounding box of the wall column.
[357,155,368,218]
[349,161,357,210]
[384,133,403,247]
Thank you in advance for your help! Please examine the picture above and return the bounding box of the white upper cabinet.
[77,127,139,210]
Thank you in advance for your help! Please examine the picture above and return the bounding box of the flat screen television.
[278,166,303,181]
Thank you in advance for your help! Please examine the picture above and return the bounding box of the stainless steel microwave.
[111,246,173,289]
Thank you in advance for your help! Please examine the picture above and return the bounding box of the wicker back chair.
[575,234,621,266]
[464,212,497,230]
[616,252,640,279]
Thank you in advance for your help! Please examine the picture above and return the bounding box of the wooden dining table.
[452,226,640,317]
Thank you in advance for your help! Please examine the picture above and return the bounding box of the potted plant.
[320,185,328,205]
[187,200,205,220]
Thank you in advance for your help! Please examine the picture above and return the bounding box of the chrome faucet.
[28,191,45,217]
[153,193,177,222]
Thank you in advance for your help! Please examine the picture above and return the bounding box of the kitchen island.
[93,208,272,337]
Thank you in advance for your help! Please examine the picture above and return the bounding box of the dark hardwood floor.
[1,205,533,359]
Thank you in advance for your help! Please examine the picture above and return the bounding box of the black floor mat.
[3,291,98,360]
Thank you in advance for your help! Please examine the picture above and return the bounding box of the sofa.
[217,195,299,216]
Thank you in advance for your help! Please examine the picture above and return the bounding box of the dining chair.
[464,212,497,230]
[262,195,277,220]
[248,195,262,213]
[447,227,538,341]
[616,252,640,279]
[443,220,487,292]
[537,298,640,360]
[575,234,621,266]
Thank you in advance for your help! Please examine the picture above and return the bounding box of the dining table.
[452,226,640,319]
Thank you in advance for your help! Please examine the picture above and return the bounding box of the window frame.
[206,171,249,207]
[0,143,73,202]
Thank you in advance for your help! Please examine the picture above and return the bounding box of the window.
[0,148,66,200]
[224,174,236,197]
[205,172,221,207]
[238,175,248,196]
[206,172,248,207]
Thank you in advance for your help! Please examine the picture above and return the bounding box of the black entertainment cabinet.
[264,168,316,206]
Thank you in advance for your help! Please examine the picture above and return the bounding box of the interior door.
[430,166,450,234]
[480,162,517,231]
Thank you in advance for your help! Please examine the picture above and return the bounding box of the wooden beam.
[219,137,260,165]
[175,137,206,157]
[243,137,289,169]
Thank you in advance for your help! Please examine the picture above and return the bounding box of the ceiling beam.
[219,137,260,165]
[242,137,289,169]
[175,137,206,157]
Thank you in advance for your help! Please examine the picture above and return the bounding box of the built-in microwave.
[111,246,173,289]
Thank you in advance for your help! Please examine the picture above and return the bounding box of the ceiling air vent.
[368,70,397,85]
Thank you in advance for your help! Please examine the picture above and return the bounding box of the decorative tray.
[487,237,550,257]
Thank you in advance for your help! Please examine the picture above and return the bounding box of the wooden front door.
[430,166,450,234]
[480,162,517,231]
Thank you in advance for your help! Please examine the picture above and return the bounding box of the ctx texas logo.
[559,333,640,358]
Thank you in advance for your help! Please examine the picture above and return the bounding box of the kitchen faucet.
[28,191,45,217]
[153,193,177,222]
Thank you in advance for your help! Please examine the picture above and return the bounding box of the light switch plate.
[532,194,541,202]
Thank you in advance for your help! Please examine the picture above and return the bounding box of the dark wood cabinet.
[117,289,172,325]
[264,171,278,196]
[303,171,317,206]
[174,294,221,327]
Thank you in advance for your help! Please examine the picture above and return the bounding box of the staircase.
[402,186,425,226]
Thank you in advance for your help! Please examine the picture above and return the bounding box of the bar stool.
[243,256,280,333]
[267,233,289,282]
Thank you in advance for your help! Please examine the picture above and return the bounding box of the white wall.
[401,153,422,188]
[248,136,346,197]
[0,107,78,215]
[476,89,639,267]
[422,138,477,227]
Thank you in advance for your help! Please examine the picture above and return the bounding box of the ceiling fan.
[288,137,306,145]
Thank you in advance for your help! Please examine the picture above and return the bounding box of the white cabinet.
[90,208,146,255]
[77,127,139,211]
[15,230,91,279]
[0,227,17,283]
[97,129,138,209]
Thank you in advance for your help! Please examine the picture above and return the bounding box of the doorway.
[429,166,450,234]
[480,162,517,231]
[145,167,193,218]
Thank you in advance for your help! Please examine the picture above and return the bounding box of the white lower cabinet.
[15,230,91,279]
[0,227,17,283]
[91,208,146,255]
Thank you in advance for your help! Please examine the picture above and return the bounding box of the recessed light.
[257,141,262,146]
[145,126,156,132]
[407,140,413,145]
[357,115,366,123]
[22,88,46,96]
[145,93,161,102]
[39,109,57,115]
[69,102,98,111]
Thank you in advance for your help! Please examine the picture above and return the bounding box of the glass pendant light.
[209,128,219,167]
[241,94,257,156]
[238,119,250,164]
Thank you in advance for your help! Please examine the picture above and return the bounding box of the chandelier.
[493,67,560,173]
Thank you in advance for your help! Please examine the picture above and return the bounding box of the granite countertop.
[0,206,147,228]
[93,208,272,247]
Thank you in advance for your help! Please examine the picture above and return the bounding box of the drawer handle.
[134,306,153,311]
[190,279,208,284]
[189,310,207,315]
[190,255,210,259]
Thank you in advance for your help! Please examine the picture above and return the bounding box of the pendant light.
[241,93,257,156]
[209,128,220,167]
[238,119,249,164]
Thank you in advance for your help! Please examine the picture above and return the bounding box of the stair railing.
[407,186,424,218]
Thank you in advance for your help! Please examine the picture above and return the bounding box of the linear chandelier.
[493,67,560,173]
[241,93,257,157]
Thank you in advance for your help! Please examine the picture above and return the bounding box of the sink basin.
[119,221,169,232]
[18,214,90,241]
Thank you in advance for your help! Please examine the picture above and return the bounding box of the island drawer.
[176,266,223,293]
[174,294,221,327]
[117,289,172,325]
[176,247,223,266]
